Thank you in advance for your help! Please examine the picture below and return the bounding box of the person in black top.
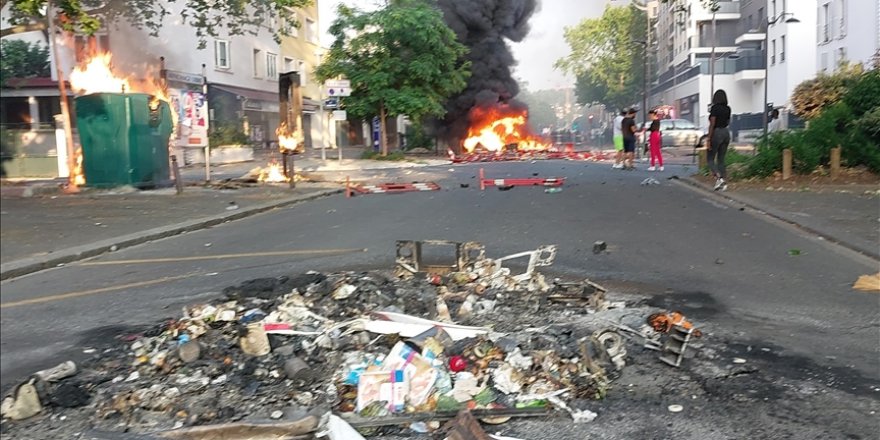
[707,89,731,191]
[621,108,638,169]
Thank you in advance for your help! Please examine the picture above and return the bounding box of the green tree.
[574,71,611,108]
[555,5,647,111]
[1,0,313,48]
[316,0,470,156]
[0,39,50,86]
[515,84,561,132]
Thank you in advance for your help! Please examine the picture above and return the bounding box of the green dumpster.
[75,93,173,188]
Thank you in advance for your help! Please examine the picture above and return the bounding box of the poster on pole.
[166,70,209,147]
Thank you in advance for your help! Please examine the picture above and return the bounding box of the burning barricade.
[1,242,702,438]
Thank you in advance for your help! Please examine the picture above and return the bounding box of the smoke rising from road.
[433,0,539,147]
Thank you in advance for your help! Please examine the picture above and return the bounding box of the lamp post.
[614,0,652,126]
[763,12,800,141]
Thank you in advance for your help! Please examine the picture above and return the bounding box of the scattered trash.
[0,380,41,420]
[544,187,563,194]
[787,249,801,256]
[668,404,684,413]
[732,358,747,364]
[641,177,660,186]
[592,241,607,254]
[460,183,470,188]
[497,185,514,191]
[226,202,239,211]
[853,273,880,292]
[32,361,77,382]
[648,311,702,337]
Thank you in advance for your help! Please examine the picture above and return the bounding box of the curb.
[0,188,343,281]
[674,176,880,261]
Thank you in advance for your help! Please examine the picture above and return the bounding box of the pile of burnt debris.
[1,241,701,440]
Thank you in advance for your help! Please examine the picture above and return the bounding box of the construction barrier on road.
[347,179,441,196]
[479,168,565,190]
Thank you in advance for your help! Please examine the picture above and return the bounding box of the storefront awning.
[211,83,278,103]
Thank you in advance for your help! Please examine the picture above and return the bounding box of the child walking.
[647,110,664,171]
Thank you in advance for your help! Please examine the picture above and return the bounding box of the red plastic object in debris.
[478,168,565,190]
[449,355,467,372]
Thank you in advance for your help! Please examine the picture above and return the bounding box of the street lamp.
[763,12,800,141]
[614,0,652,127]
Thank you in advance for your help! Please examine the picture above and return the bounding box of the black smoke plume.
[433,0,539,149]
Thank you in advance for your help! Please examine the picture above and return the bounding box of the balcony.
[734,53,765,81]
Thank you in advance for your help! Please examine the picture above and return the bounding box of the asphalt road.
[1,161,878,437]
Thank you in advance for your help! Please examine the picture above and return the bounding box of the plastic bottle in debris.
[544,187,563,193]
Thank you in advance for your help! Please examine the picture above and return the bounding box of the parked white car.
[637,119,706,148]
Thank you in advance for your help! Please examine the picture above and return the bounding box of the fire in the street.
[69,51,172,106]
[258,161,290,183]
[462,105,551,153]
[72,147,85,186]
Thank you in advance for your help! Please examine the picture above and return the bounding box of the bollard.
[698,148,707,170]
[782,148,792,180]
[345,176,351,198]
[171,155,183,194]
[830,146,841,180]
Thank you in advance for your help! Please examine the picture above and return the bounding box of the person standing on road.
[621,108,638,170]
[647,110,664,171]
[612,111,625,169]
[707,89,732,191]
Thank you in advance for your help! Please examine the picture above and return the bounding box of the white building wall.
[816,0,879,72]
[767,0,817,109]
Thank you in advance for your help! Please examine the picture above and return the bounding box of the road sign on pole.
[324,79,351,97]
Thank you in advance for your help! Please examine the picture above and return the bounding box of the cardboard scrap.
[853,273,880,292]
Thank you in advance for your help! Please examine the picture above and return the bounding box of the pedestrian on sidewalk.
[707,89,731,191]
[621,108,638,170]
[612,111,626,169]
[646,110,664,171]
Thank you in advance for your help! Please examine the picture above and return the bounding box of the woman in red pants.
[647,110,664,171]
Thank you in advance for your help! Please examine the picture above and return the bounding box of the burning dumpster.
[75,93,173,188]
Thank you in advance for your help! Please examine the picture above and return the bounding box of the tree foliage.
[1,0,313,48]
[515,84,562,132]
[316,0,470,156]
[555,4,646,111]
[791,63,864,120]
[0,39,50,86]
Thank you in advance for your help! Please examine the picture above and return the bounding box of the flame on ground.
[462,105,551,153]
[258,162,290,183]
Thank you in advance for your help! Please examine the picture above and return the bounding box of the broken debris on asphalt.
[1,241,703,439]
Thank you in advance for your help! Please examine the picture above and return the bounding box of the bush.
[361,150,406,161]
[208,124,250,147]
[842,69,880,118]
[791,63,863,120]
[746,130,802,177]
[404,123,435,150]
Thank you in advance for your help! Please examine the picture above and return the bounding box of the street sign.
[324,97,339,109]
[325,79,351,97]
[332,110,347,121]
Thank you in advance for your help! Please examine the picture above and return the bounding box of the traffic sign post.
[324,79,351,97]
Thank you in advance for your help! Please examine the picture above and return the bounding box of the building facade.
[766,0,817,111]
[816,0,880,73]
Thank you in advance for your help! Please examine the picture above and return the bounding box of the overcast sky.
[318,0,610,92]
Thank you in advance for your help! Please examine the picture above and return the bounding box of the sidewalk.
[678,176,880,260]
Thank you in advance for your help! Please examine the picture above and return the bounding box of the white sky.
[318,0,610,92]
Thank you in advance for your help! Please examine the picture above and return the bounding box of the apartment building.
[816,0,880,73]
[650,0,766,129]
[766,0,817,111]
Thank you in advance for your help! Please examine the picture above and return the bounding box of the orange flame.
[276,122,304,154]
[462,105,551,153]
[258,161,290,183]
[72,147,85,186]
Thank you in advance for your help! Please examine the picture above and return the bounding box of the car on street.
[636,118,706,148]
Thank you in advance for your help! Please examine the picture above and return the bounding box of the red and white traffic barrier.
[478,168,565,190]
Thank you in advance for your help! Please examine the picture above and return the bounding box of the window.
[266,53,278,79]
[297,60,307,85]
[838,0,847,38]
[836,47,847,67]
[780,35,785,62]
[282,8,299,37]
[758,7,764,23]
[305,18,318,43]
[214,40,230,69]
[771,39,776,65]
[284,57,295,73]
[820,52,829,72]
[771,0,776,19]
[822,3,831,42]
[74,34,110,62]
[253,49,262,77]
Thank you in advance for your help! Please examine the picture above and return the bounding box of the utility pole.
[47,0,78,190]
